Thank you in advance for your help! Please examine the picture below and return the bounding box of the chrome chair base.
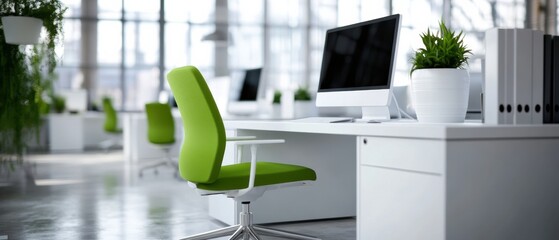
[180,202,320,240]
[138,148,179,178]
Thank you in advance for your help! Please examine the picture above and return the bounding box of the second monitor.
[228,68,263,115]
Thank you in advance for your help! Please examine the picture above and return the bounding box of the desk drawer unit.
[357,136,445,240]
[359,137,445,174]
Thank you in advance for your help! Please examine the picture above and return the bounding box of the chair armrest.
[233,139,285,145]
[226,136,257,141]
[232,139,285,198]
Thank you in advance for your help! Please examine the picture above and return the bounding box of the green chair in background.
[168,66,319,240]
[139,102,178,178]
[99,97,122,151]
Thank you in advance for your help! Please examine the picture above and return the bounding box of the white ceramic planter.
[294,101,318,118]
[1,16,43,45]
[411,68,470,123]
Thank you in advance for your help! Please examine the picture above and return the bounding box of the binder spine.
[504,29,515,124]
[543,35,553,123]
[513,29,533,124]
[554,36,559,123]
[484,29,507,124]
[531,30,544,124]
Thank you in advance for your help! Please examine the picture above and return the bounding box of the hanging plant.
[0,0,66,165]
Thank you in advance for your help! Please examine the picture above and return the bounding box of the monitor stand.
[355,106,390,123]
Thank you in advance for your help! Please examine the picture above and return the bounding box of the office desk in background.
[47,112,123,152]
[48,113,84,152]
[220,119,559,240]
[121,111,289,162]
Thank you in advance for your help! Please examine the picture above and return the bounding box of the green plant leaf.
[411,19,472,75]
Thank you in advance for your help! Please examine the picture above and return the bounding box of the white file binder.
[513,29,533,124]
[504,29,515,124]
[484,29,507,124]
[485,28,544,125]
[531,30,544,124]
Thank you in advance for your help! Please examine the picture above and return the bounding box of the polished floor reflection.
[0,151,355,239]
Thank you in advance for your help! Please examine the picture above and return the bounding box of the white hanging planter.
[1,16,43,45]
[411,68,470,123]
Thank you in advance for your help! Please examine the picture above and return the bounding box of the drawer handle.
[363,138,367,144]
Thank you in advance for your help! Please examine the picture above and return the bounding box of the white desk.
[46,112,126,152]
[121,111,277,163]
[48,114,84,152]
[221,119,559,239]
[82,112,124,148]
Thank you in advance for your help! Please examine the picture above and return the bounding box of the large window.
[56,0,548,111]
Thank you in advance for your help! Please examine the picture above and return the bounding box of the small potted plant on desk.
[293,86,317,118]
[272,87,316,118]
[51,94,66,114]
[410,20,472,123]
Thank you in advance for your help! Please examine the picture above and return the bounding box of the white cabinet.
[357,135,559,240]
[357,136,444,240]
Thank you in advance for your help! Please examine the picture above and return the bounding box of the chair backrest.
[166,66,226,184]
[145,102,175,144]
[102,97,118,132]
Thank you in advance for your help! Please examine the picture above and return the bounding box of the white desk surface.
[224,118,559,140]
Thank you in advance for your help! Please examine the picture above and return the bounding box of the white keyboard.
[289,117,354,123]
[290,117,419,124]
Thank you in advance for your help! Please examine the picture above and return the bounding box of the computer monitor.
[315,14,401,121]
[227,68,262,115]
[238,68,262,101]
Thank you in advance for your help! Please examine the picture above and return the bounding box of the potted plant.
[0,0,66,162]
[1,0,65,45]
[410,21,472,123]
[273,90,282,104]
[294,86,318,118]
[273,87,312,103]
[273,87,316,118]
[1,15,43,44]
[294,87,312,101]
[51,94,66,113]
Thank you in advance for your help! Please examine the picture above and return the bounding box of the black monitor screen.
[239,68,262,101]
[318,14,399,92]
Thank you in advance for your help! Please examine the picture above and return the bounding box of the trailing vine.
[0,0,66,165]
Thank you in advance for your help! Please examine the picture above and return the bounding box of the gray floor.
[0,151,355,240]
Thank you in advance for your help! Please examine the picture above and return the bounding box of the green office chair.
[168,66,319,240]
[139,102,178,178]
[99,97,122,151]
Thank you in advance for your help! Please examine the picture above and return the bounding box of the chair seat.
[106,129,122,134]
[150,140,175,145]
[196,162,317,191]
